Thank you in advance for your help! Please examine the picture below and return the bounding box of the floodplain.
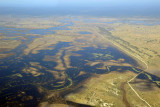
[0,15,160,107]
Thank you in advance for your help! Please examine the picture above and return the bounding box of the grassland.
[0,15,63,29]
[0,39,21,59]
[0,39,21,51]
[98,23,160,77]
[66,71,148,107]
[131,78,160,107]
[24,33,78,55]
[62,17,160,107]
[96,18,160,107]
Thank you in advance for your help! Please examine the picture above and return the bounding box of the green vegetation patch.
[93,53,114,60]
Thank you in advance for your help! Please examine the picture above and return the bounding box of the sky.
[0,0,160,17]
[0,0,160,7]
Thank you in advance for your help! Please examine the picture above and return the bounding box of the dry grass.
[66,71,148,106]
[109,24,160,74]
[131,78,160,107]
[0,15,63,29]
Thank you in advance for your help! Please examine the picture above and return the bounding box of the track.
[99,28,152,107]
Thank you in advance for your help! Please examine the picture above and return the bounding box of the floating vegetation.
[131,67,142,73]
[56,77,73,91]
[137,72,160,87]
[9,73,23,78]
[106,66,111,72]
[93,53,114,60]
[22,67,44,77]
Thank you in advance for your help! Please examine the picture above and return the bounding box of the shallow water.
[105,20,160,26]
[78,31,92,34]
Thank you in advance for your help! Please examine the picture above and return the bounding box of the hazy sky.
[0,0,160,7]
[0,0,159,17]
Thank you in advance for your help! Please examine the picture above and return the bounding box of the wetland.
[0,15,160,107]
